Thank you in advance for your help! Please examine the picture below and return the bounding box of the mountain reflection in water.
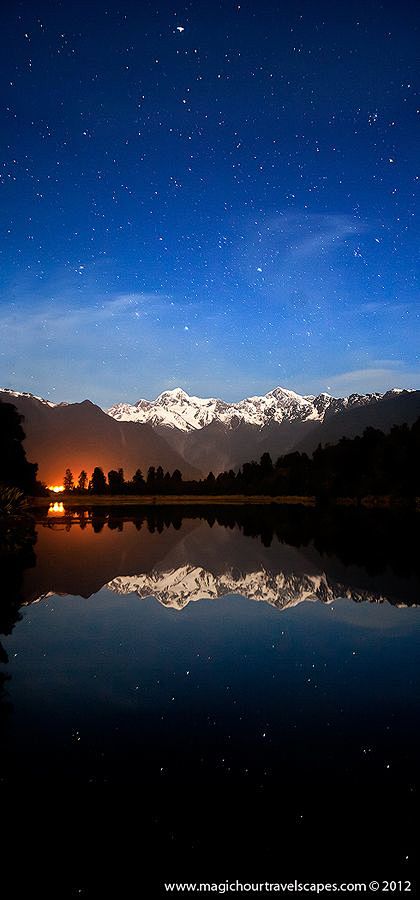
[1,505,419,891]
[22,504,420,609]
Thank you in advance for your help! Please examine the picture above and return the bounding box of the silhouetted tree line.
[64,465,185,495]
[230,419,420,498]
[0,399,39,688]
[1,399,418,501]
[0,402,39,495]
[63,419,420,499]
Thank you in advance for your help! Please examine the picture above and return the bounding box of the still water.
[1,505,419,892]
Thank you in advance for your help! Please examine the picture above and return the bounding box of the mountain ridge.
[107,385,404,432]
[106,565,396,611]
[2,384,419,481]
[0,389,202,484]
[22,564,414,612]
[1,383,410,433]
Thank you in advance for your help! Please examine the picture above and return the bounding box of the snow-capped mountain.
[107,385,396,433]
[107,388,229,431]
[2,383,418,480]
[0,388,59,408]
[1,384,409,434]
[106,566,390,611]
[0,387,201,484]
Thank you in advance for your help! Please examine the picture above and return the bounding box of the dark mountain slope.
[0,392,201,485]
[296,389,420,454]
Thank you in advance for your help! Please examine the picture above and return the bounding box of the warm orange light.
[48,502,65,515]
[48,485,65,493]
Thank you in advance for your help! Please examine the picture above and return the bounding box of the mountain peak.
[106,385,402,431]
[0,388,58,408]
[155,387,190,402]
[267,385,307,400]
[2,385,414,436]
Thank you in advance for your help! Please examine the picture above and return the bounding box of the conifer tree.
[63,468,74,491]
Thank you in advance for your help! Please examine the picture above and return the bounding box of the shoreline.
[30,493,316,507]
[27,493,419,510]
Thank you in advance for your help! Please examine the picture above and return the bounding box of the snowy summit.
[106,385,398,432]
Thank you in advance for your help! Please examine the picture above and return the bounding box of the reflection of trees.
[91,509,107,533]
[0,517,36,633]
[0,515,37,721]
[108,517,123,532]
[71,503,420,582]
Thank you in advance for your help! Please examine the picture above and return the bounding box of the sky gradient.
[1,0,419,405]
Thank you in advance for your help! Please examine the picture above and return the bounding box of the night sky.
[1,0,419,406]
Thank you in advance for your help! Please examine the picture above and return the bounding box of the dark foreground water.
[0,506,419,896]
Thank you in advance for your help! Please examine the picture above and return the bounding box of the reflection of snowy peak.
[106,566,387,611]
[106,386,393,433]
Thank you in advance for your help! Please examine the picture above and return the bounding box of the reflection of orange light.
[48,502,65,515]
[48,485,65,493]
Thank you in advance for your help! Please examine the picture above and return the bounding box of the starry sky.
[1,0,419,406]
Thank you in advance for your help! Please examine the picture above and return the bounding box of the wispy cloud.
[0,291,179,403]
[318,366,420,395]
[267,211,367,260]
[240,210,373,317]
[1,292,169,343]
[0,288,249,404]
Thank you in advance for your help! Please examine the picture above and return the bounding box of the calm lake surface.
[1,505,419,893]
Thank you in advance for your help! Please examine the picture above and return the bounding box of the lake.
[1,505,419,895]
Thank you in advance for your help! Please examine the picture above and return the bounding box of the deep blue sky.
[1,0,419,405]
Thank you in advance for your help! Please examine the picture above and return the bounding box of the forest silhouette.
[1,398,420,502]
[59,419,420,500]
